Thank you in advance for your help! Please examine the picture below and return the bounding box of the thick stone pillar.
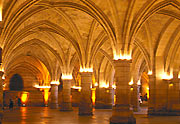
[132,83,140,112]
[154,79,168,114]
[0,71,4,109]
[148,74,156,115]
[95,87,113,109]
[50,84,58,109]
[110,60,136,124]
[167,72,180,115]
[0,71,4,124]
[79,72,93,115]
[60,79,72,111]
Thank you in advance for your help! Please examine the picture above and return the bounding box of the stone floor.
[2,107,180,124]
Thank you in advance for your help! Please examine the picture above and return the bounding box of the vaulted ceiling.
[1,0,180,87]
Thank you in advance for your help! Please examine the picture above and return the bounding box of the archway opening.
[9,74,24,91]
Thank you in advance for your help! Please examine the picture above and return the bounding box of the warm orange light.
[112,84,116,89]
[62,74,73,80]
[99,81,109,88]
[113,51,132,60]
[71,86,81,92]
[50,81,59,85]
[148,70,152,75]
[80,67,93,72]
[91,88,96,105]
[130,87,133,91]
[21,92,28,105]
[129,78,133,85]
[0,0,2,21]
[34,84,51,89]
[2,75,5,79]
[44,89,50,105]
[94,82,98,87]
[169,83,173,87]
[114,95,116,104]
[0,67,4,72]
[146,87,149,99]
[137,80,141,85]
[161,72,173,80]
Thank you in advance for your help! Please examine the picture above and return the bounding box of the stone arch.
[9,74,24,91]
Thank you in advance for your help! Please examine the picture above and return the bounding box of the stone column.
[132,83,140,112]
[79,72,93,115]
[148,74,156,115]
[60,79,72,111]
[166,72,180,115]
[110,60,136,124]
[155,79,168,114]
[50,84,58,109]
[95,87,113,109]
[170,72,180,112]
[0,71,4,123]
[0,71,3,109]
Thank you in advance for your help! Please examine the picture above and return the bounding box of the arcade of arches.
[0,0,180,124]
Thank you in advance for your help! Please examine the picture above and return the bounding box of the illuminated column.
[155,78,169,113]
[167,71,180,113]
[132,83,140,112]
[95,87,113,109]
[60,79,72,111]
[79,72,93,115]
[148,74,156,115]
[110,60,136,124]
[50,83,58,109]
[0,71,3,109]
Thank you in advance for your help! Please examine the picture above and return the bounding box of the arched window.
[9,74,24,91]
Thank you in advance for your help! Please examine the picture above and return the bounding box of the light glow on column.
[146,87,149,99]
[91,88,96,105]
[80,67,93,72]
[94,82,98,87]
[113,52,132,60]
[0,67,4,72]
[112,84,116,89]
[148,70,152,75]
[71,86,81,89]
[99,81,109,88]
[34,85,51,89]
[21,92,28,106]
[0,0,2,21]
[137,80,141,85]
[129,79,133,85]
[178,72,180,79]
[62,74,73,80]
[2,75,5,79]
[72,86,81,92]
[161,72,173,80]
[44,89,50,105]
[50,81,60,85]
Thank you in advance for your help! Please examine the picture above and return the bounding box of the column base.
[110,116,136,124]
[133,106,140,112]
[148,107,155,115]
[60,102,73,111]
[50,103,58,109]
[79,103,93,116]
[95,102,112,109]
[148,111,180,116]
[0,112,3,124]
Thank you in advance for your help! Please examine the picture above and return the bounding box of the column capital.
[79,72,93,76]
[62,78,72,81]
[113,59,132,68]
[50,83,59,86]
